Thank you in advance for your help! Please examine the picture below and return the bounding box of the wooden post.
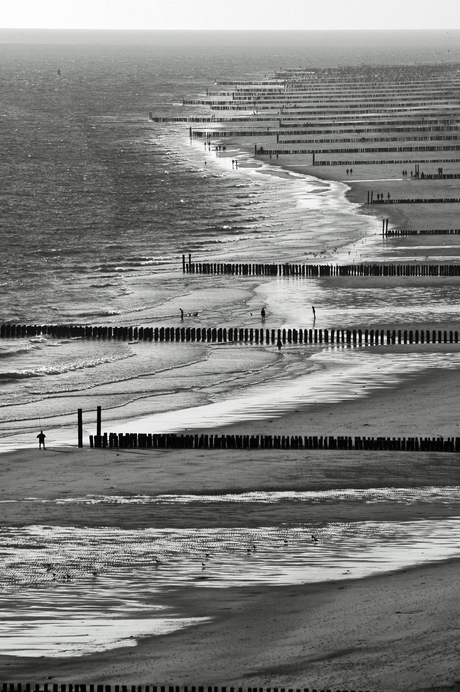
[97,406,102,437]
[78,409,83,448]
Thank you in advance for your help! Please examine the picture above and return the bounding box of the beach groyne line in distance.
[384,228,460,236]
[170,63,460,176]
[1,324,459,347]
[313,158,460,166]
[89,432,460,453]
[0,685,377,692]
[371,197,460,204]
[183,256,460,277]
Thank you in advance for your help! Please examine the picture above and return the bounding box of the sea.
[2,29,460,659]
[2,29,460,447]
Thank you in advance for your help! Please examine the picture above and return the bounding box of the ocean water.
[2,31,460,659]
[2,31,460,446]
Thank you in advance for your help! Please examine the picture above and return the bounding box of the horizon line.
[1,27,459,31]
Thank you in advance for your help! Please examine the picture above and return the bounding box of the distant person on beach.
[180,308,184,320]
[277,338,282,351]
[37,431,46,450]
[261,307,266,319]
[312,306,316,319]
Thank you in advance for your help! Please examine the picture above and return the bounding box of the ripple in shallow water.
[1,517,460,657]
[4,486,460,506]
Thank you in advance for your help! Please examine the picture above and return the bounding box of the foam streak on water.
[2,486,460,506]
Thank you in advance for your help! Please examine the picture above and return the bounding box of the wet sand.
[4,85,460,692]
[4,560,459,691]
[2,207,460,691]
[2,184,460,691]
[2,343,460,688]
[1,438,460,691]
[277,156,460,235]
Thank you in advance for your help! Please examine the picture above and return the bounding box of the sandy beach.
[3,61,460,692]
[1,436,460,691]
[2,342,460,691]
[3,559,460,691]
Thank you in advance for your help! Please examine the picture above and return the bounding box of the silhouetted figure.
[312,306,316,319]
[180,308,184,320]
[37,431,46,450]
[261,307,266,319]
[277,338,282,351]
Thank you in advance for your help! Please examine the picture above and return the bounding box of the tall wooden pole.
[78,409,83,448]
[96,406,102,438]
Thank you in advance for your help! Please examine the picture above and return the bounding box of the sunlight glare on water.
[1,515,460,657]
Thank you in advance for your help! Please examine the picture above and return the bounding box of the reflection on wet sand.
[114,349,460,435]
[1,512,460,657]
[4,485,460,506]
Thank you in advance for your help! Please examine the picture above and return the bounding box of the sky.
[2,0,460,31]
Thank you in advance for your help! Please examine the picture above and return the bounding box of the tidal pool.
[1,513,460,657]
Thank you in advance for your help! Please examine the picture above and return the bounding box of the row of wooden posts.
[183,256,460,277]
[372,197,460,204]
[1,323,459,346]
[0,685,371,692]
[316,158,460,166]
[89,432,460,453]
[384,228,460,236]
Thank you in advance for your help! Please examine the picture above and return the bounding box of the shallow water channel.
[1,488,460,657]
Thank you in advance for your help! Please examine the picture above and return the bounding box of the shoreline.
[0,132,452,451]
[3,61,460,692]
[2,556,460,690]
[1,440,460,690]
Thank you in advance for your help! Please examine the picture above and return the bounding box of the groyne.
[90,432,460,453]
[384,228,460,236]
[183,257,460,277]
[0,685,374,692]
[163,63,460,183]
[1,324,458,346]
[371,196,460,204]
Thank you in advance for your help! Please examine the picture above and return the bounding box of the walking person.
[37,430,46,450]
